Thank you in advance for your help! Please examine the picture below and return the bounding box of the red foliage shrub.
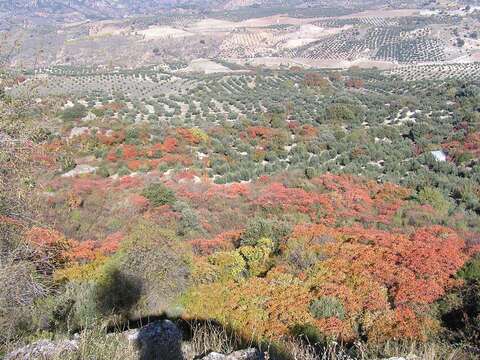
[114,175,143,190]
[126,159,144,171]
[190,230,242,255]
[106,150,117,162]
[129,194,150,211]
[97,129,126,145]
[25,227,72,269]
[177,128,200,144]
[253,182,317,213]
[175,170,198,182]
[287,121,300,130]
[67,239,97,262]
[162,137,177,152]
[300,125,318,138]
[295,223,470,307]
[72,178,109,194]
[99,231,124,254]
[345,78,365,89]
[121,144,138,160]
[160,154,193,166]
[246,126,274,139]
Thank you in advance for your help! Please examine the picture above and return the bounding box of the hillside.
[1,1,480,360]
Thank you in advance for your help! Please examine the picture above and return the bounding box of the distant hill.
[0,0,215,18]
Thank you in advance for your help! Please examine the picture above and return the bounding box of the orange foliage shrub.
[295,223,470,308]
[444,131,480,159]
[121,144,138,160]
[246,126,274,139]
[190,230,242,255]
[114,175,143,190]
[128,194,150,211]
[300,125,318,138]
[160,154,192,166]
[365,307,438,343]
[126,159,144,171]
[177,128,202,144]
[162,137,177,152]
[99,231,124,254]
[345,78,365,89]
[25,227,72,269]
[67,239,97,262]
[72,178,109,194]
[97,129,126,145]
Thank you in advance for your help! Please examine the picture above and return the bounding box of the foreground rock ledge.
[5,320,413,360]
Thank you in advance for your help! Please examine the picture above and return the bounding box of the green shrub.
[117,165,131,176]
[240,217,291,249]
[208,251,246,282]
[97,165,110,178]
[417,187,451,216]
[58,153,76,172]
[305,167,316,179]
[61,104,87,121]
[457,254,480,282]
[173,202,200,236]
[290,323,326,345]
[238,237,274,276]
[141,182,176,207]
[111,220,191,316]
[34,281,100,333]
[309,297,345,320]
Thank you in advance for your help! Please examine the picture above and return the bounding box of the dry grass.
[4,322,476,360]
[61,327,137,360]
[365,340,474,360]
[184,320,245,359]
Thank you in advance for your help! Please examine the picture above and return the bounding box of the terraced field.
[386,62,480,81]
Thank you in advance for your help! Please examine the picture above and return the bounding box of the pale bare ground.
[336,8,420,19]
[223,0,258,10]
[189,15,316,32]
[188,19,238,32]
[471,51,480,61]
[177,58,242,74]
[88,21,128,36]
[282,24,351,49]
[223,0,259,11]
[137,26,194,40]
[61,19,92,29]
[237,14,317,27]
[231,56,396,70]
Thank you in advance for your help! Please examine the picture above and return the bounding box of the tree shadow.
[93,269,185,359]
[111,314,269,360]
[95,270,272,359]
[95,268,142,317]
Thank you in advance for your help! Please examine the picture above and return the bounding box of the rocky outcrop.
[5,339,79,360]
[126,319,184,360]
[61,164,97,177]
[200,348,263,360]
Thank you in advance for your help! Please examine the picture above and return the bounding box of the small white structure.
[431,150,447,162]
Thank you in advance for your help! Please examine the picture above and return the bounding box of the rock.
[69,126,90,138]
[200,348,263,360]
[5,339,78,360]
[81,112,97,121]
[125,319,184,360]
[61,164,97,177]
[0,132,14,144]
